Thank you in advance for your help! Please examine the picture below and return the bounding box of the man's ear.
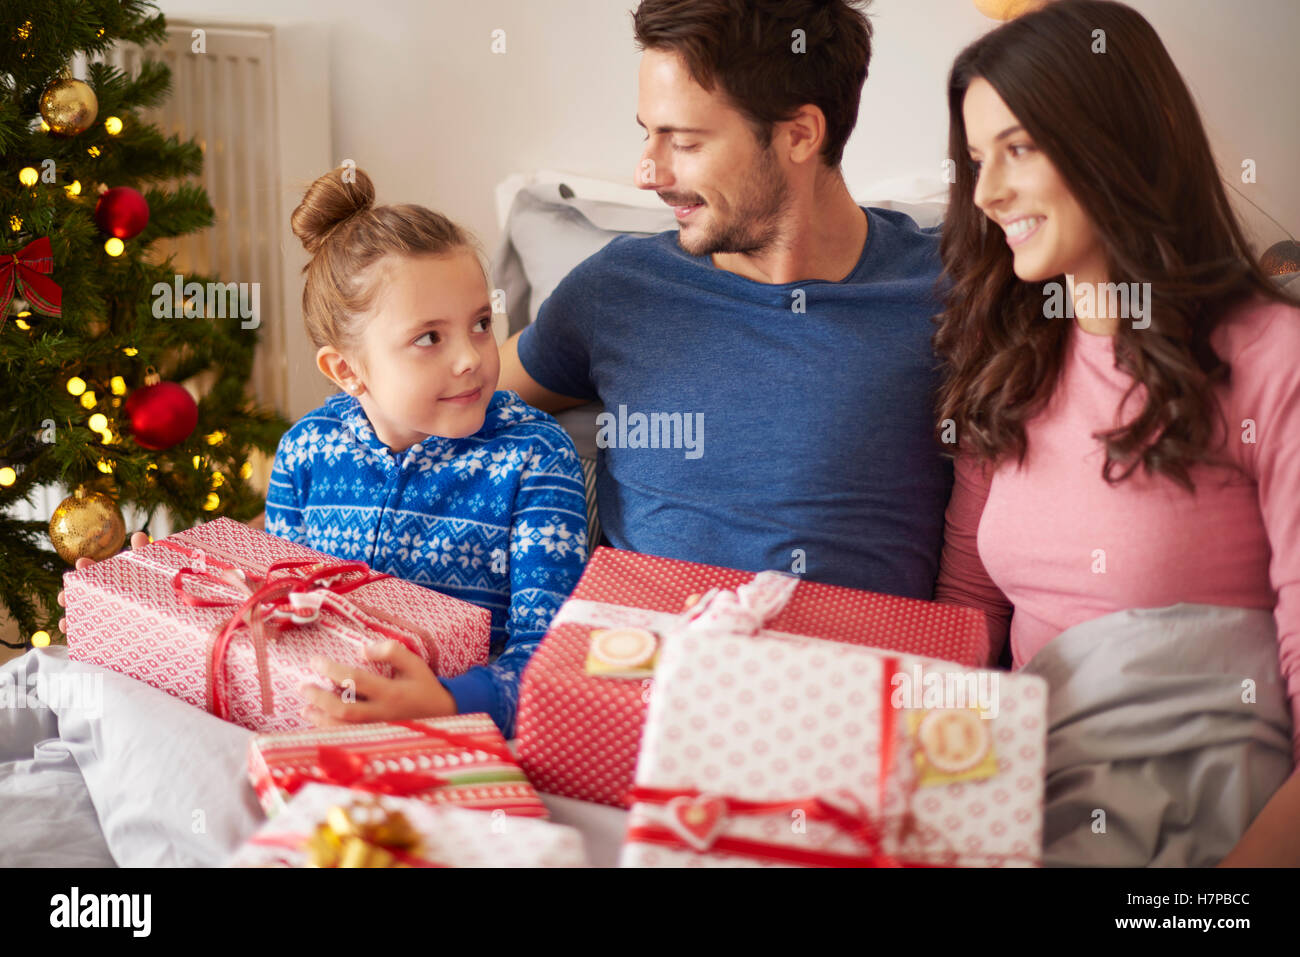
[316,345,366,396]
[780,103,827,167]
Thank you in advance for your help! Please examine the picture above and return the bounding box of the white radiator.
[8,20,331,538]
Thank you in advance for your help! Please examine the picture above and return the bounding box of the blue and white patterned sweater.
[264,389,588,737]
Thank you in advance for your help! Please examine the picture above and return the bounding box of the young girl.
[265,166,588,738]
[932,1,1299,865]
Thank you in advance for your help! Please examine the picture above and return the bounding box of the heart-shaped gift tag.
[665,795,728,851]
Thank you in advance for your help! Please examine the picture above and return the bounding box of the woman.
[932,0,1300,866]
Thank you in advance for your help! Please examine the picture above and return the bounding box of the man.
[498,0,952,598]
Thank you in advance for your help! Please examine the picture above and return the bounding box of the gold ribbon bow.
[306,799,428,868]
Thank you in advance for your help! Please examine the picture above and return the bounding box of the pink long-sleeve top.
[934,295,1300,761]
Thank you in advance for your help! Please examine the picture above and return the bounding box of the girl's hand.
[299,640,457,726]
[56,531,150,633]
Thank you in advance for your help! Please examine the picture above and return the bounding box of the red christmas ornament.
[125,374,197,450]
[94,186,150,240]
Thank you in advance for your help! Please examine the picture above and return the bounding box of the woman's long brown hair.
[933,0,1298,490]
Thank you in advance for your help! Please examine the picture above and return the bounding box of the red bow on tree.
[1,236,63,328]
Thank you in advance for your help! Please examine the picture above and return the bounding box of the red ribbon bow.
[1,237,62,321]
[272,720,518,800]
[277,746,450,797]
[170,557,423,720]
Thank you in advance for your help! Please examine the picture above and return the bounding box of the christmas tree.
[0,1,289,649]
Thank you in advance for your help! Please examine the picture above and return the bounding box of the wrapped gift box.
[249,713,547,818]
[230,783,588,868]
[64,517,490,733]
[619,624,1047,867]
[515,546,990,807]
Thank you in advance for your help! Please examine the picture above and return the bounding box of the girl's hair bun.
[290,166,376,255]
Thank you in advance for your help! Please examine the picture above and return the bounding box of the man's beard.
[676,147,791,258]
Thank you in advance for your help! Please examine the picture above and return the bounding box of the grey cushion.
[492,183,676,336]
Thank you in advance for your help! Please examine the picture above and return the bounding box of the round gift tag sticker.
[589,627,658,669]
[917,709,992,775]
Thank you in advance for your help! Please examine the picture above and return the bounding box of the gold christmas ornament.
[48,488,125,564]
[40,75,99,136]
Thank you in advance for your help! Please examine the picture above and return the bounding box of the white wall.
[155,0,1298,257]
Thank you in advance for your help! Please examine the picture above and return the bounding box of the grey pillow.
[493,183,676,336]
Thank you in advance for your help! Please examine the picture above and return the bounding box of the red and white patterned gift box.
[64,517,490,733]
[515,546,990,807]
[248,713,547,818]
[619,624,1047,868]
[230,783,588,867]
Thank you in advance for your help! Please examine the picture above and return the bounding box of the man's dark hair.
[632,0,874,169]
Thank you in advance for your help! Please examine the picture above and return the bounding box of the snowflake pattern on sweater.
[264,389,587,737]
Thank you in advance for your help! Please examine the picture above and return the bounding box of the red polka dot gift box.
[620,625,1047,868]
[63,518,491,734]
[515,546,990,808]
[248,713,548,819]
[229,783,588,868]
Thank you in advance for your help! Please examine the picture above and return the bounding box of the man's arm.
[498,330,588,414]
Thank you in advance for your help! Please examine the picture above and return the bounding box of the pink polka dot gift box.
[515,546,989,808]
[229,783,588,868]
[64,517,491,733]
[248,713,548,819]
[620,618,1047,868]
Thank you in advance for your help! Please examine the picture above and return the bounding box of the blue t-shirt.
[516,206,952,599]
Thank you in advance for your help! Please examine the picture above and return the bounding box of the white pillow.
[8,646,263,866]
